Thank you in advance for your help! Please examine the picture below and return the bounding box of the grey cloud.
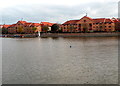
[0,1,118,24]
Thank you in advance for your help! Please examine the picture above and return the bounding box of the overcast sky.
[0,0,119,24]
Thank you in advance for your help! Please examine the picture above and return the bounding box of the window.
[89,23,92,27]
[100,26,102,28]
[96,23,98,24]
[109,26,111,28]
[84,20,86,22]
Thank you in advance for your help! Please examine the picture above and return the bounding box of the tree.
[42,25,49,32]
[51,24,59,32]
[2,28,8,34]
[32,27,37,33]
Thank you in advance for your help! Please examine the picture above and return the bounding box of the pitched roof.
[8,24,16,28]
[32,23,41,26]
[93,18,116,23]
[80,16,93,20]
[63,20,79,25]
[41,22,54,26]
[3,25,11,28]
[93,18,106,23]
[105,19,114,22]
[17,21,27,24]
[24,23,32,26]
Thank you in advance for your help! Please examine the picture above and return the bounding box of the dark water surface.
[2,37,118,84]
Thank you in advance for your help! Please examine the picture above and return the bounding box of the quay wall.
[1,32,120,38]
[40,32,120,37]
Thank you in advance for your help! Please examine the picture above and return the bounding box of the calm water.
[2,37,118,84]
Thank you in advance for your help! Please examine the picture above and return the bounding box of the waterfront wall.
[1,32,120,38]
[1,34,38,38]
[40,32,120,37]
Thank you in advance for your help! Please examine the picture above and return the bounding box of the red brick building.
[61,16,120,32]
[7,21,41,34]
[1,16,120,34]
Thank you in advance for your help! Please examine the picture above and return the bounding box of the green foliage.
[32,27,37,31]
[51,24,59,32]
[42,25,49,32]
[2,28,8,34]
[58,28,62,33]
[89,30,94,33]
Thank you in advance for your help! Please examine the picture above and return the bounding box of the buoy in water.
[70,46,72,48]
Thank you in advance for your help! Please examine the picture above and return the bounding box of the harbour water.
[2,37,118,84]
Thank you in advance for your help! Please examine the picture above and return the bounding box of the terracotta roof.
[63,20,79,25]
[80,16,93,20]
[8,24,16,28]
[63,16,113,25]
[24,23,32,26]
[41,22,54,26]
[17,21,27,24]
[32,23,41,26]
[105,19,114,22]
[93,18,116,23]
[93,18,106,23]
[3,25,11,28]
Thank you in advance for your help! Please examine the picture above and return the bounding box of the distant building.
[1,16,120,34]
[1,21,55,34]
[7,21,41,34]
[40,22,54,32]
[61,16,120,32]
